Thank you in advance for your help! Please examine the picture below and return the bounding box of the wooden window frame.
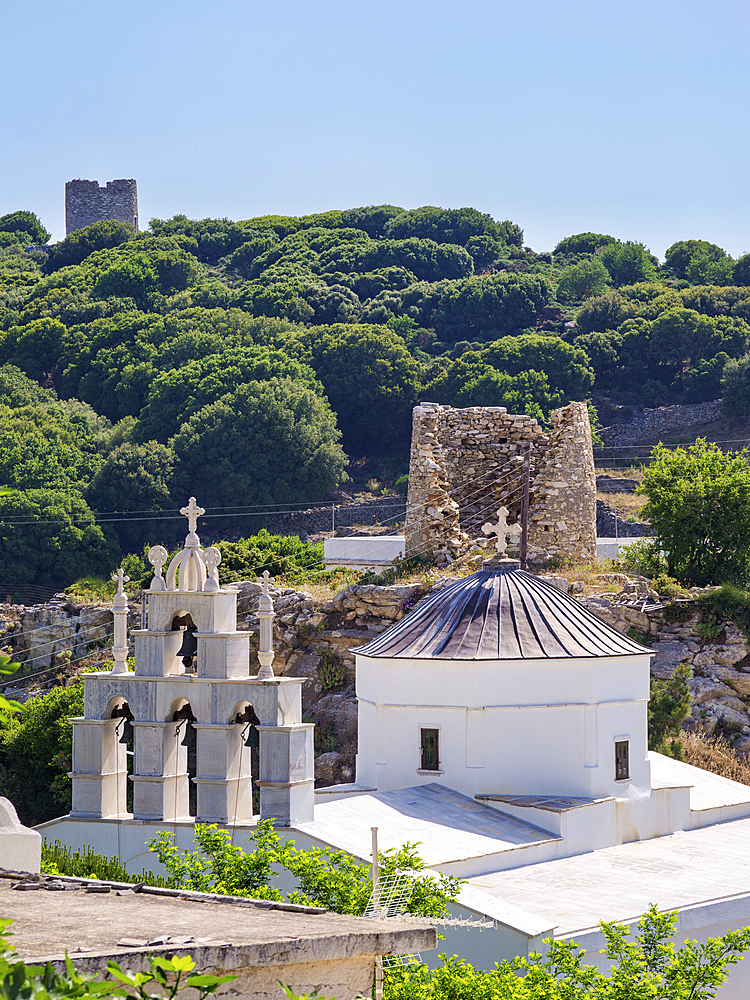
[615,740,630,781]
[420,728,440,772]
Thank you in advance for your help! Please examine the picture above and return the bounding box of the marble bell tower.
[69,498,314,826]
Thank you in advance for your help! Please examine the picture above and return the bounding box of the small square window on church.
[615,740,630,781]
[420,728,440,771]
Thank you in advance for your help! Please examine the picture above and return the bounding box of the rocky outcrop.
[596,499,651,537]
[599,400,722,447]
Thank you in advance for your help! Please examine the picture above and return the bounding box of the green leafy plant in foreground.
[147,821,461,917]
[0,918,235,1000]
[384,906,750,1000]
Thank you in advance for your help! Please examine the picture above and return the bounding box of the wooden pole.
[520,444,530,570]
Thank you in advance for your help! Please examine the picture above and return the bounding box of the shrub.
[42,840,167,885]
[316,647,346,690]
[648,663,692,759]
[619,538,667,578]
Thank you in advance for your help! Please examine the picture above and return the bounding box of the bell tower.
[68,497,314,827]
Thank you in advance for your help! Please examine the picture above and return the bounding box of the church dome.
[356,567,652,660]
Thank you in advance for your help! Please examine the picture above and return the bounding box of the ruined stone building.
[65,178,138,235]
[404,400,597,564]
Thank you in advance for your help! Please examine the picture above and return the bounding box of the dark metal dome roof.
[356,568,653,661]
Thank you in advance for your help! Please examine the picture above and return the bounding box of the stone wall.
[264,497,405,538]
[598,400,722,448]
[527,402,597,562]
[65,179,138,235]
[404,401,597,563]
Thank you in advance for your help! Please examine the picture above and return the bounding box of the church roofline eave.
[352,648,656,662]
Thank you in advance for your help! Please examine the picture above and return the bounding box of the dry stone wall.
[404,401,597,563]
[65,179,138,235]
[599,400,722,447]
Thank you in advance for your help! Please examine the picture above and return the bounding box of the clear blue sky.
[2,0,749,258]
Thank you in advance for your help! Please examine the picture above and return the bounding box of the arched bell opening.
[232,701,260,815]
[109,699,134,813]
[170,612,198,675]
[168,698,197,817]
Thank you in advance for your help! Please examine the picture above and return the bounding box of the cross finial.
[112,567,130,595]
[257,569,275,596]
[180,496,205,536]
[482,506,522,556]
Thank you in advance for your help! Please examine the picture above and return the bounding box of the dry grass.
[597,491,650,520]
[681,730,750,786]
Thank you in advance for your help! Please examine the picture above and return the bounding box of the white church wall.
[357,698,652,801]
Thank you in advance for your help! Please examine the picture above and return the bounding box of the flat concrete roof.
[297,783,557,866]
[649,752,750,812]
[466,816,750,935]
[1,877,436,972]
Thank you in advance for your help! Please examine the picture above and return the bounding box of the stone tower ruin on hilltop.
[65,178,138,235]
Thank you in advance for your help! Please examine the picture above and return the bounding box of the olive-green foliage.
[215,531,323,582]
[0,400,101,490]
[0,210,50,245]
[424,334,594,417]
[383,205,523,248]
[133,345,323,443]
[42,840,168,885]
[641,439,750,587]
[649,663,692,759]
[733,253,750,286]
[86,441,174,553]
[0,317,67,382]
[0,363,54,407]
[555,256,611,301]
[169,378,347,509]
[698,584,750,642]
[384,906,750,1000]
[619,538,669,578]
[149,215,256,263]
[553,231,618,256]
[0,681,85,825]
[44,220,136,273]
[0,489,115,595]
[149,821,462,917]
[721,353,750,417]
[598,240,659,287]
[664,239,731,280]
[298,323,422,453]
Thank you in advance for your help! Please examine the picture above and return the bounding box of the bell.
[245,725,259,749]
[118,718,133,746]
[176,625,198,659]
[180,721,197,752]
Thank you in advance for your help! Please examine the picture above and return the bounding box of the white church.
[38,498,750,996]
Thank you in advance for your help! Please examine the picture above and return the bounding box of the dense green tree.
[0,210,50,245]
[0,402,101,490]
[297,324,422,453]
[484,334,595,399]
[684,351,731,402]
[722,353,750,417]
[552,232,618,256]
[425,356,561,419]
[225,231,280,278]
[598,240,659,286]
[0,317,67,382]
[0,681,84,825]
[86,441,174,553]
[556,257,611,301]
[169,378,347,508]
[384,206,523,247]
[0,363,53,407]
[339,204,404,237]
[44,220,135,273]
[134,345,322,443]
[733,254,750,286]
[641,439,750,586]
[149,215,254,262]
[685,250,735,286]
[0,489,114,594]
[429,272,553,341]
[664,239,729,279]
